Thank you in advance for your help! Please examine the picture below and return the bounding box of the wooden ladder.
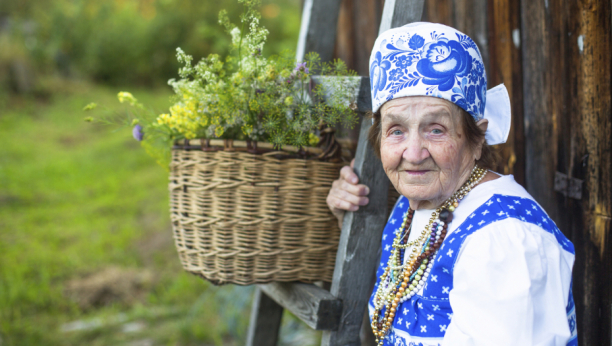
[246,1,425,345]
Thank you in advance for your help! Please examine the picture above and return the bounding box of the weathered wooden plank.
[321,2,424,343]
[521,0,564,223]
[245,287,284,346]
[453,0,489,70]
[487,0,525,184]
[378,0,425,33]
[567,0,612,344]
[333,0,385,150]
[296,0,344,63]
[335,0,384,76]
[320,112,390,346]
[258,282,342,331]
[421,0,453,26]
[321,76,388,346]
[522,0,612,344]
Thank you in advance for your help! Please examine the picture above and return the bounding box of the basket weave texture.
[170,143,348,285]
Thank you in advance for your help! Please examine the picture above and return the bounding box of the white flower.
[231,27,241,46]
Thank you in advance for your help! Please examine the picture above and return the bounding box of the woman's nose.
[402,133,430,164]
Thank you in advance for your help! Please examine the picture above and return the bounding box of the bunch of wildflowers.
[156,0,359,148]
[87,0,359,169]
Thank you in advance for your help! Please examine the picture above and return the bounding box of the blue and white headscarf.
[369,22,511,145]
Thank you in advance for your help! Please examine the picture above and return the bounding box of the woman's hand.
[326,159,370,228]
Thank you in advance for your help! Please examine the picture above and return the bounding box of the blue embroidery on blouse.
[370,194,577,346]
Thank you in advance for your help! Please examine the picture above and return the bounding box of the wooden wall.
[521,0,612,344]
[334,0,612,344]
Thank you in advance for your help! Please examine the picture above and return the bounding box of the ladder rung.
[258,282,342,331]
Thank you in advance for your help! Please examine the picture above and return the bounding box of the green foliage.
[83,0,358,166]
[0,0,301,86]
[0,85,256,346]
[152,0,358,149]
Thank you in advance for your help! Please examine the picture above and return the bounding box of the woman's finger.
[339,165,359,184]
[339,180,370,197]
[327,195,360,212]
[334,188,369,206]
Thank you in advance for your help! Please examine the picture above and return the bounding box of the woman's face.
[380,96,480,210]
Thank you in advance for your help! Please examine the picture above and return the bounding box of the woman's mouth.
[405,170,430,176]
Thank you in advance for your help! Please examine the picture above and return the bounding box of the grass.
[0,83,319,346]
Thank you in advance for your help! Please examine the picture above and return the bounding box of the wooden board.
[245,288,284,346]
[321,93,391,346]
[378,0,425,33]
[297,0,344,63]
[521,0,612,343]
[320,1,425,343]
[486,0,525,184]
[335,0,385,76]
[258,282,342,331]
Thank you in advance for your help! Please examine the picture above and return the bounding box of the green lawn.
[0,83,318,346]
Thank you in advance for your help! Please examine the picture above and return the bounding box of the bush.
[0,0,301,87]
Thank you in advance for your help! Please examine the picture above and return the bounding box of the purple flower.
[294,62,309,74]
[132,124,144,141]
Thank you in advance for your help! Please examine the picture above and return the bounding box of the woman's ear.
[474,118,489,160]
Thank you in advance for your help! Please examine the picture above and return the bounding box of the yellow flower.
[249,99,259,111]
[83,102,97,111]
[242,124,253,136]
[157,113,170,124]
[284,96,294,106]
[264,66,277,80]
[117,91,137,105]
[280,69,290,79]
[308,132,320,146]
[214,126,224,137]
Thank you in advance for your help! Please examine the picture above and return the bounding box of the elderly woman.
[326,23,576,346]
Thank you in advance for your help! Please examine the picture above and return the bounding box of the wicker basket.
[169,138,354,285]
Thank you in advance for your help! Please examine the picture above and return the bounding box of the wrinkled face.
[380,96,477,209]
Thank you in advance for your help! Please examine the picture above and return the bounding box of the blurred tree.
[0,0,301,86]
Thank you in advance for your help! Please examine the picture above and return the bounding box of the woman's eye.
[431,128,443,135]
[392,130,403,136]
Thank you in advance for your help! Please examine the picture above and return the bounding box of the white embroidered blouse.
[368,174,577,346]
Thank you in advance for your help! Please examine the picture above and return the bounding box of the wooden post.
[321,2,425,343]
[321,78,391,346]
[570,0,612,343]
[453,0,489,70]
[421,0,453,27]
[378,0,424,33]
[297,0,344,63]
[334,0,384,76]
[487,0,525,184]
[246,288,284,346]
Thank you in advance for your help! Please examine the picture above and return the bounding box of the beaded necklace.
[371,166,487,345]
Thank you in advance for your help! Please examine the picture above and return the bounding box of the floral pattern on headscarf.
[370,23,487,121]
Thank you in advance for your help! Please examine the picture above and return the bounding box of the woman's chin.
[396,187,440,203]
[398,170,438,185]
